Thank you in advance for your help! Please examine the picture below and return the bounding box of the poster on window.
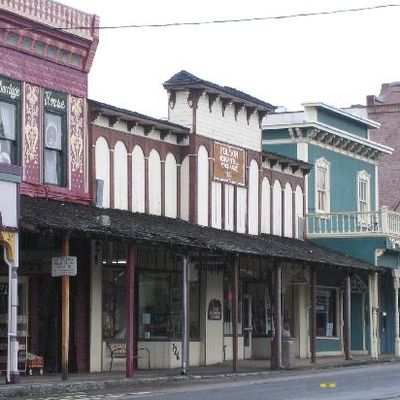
[214,143,245,186]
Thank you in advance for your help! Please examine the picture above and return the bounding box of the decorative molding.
[221,98,231,117]
[24,83,40,166]
[234,102,243,121]
[108,116,119,128]
[70,96,84,174]
[187,89,202,109]
[246,107,255,125]
[0,230,16,262]
[168,90,176,110]
[208,93,218,113]
[257,110,267,128]
[127,121,138,132]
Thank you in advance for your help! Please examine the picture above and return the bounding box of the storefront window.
[138,272,200,341]
[102,267,126,339]
[223,273,242,335]
[316,288,337,337]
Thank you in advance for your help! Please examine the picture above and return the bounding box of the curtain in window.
[0,102,16,140]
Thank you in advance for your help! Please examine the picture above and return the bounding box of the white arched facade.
[211,181,222,228]
[148,149,162,215]
[295,185,304,238]
[197,146,209,226]
[261,177,270,234]
[113,141,128,210]
[165,153,178,218]
[95,136,110,208]
[284,182,293,238]
[248,159,259,235]
[272,180,282,236]
[180,156,190,221]
[131,145,145,213]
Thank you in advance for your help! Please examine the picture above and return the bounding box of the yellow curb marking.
[320,382,336,389]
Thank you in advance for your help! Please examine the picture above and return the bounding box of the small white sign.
[51,256,77,277]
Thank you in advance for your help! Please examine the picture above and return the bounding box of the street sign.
[51,256,77,277]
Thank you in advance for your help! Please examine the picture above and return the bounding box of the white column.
[90,240,103,372]
[369,272,379,359]
[392,269,400,357]
[4,239,19,383]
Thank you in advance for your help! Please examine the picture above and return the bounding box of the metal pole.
[395,285,400,357]
[344,272,352,360]
[271,262,282,369]
[61,234,70,381]
[126,244,136,377]
[181,256,189,375]
[310,266,317,363]
[232,255,239,373]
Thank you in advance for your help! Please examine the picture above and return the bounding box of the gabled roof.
[20,196,376,271]
[164,70,276,112]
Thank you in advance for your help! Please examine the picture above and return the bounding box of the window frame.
[43,89,68,187]
[357,170,371,214]
[316,286,339,339]
[314,158,330,214]
[0,76,21,166]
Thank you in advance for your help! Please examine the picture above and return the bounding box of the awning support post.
[126,244,137,377]
[344,271,352,360]
[61,234,70,381]
[310,266,317,364]
[232,254,239,373]
[181,255,189,375]
[271,261,282,369]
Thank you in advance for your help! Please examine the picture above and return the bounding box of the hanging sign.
[214,143,245,185]
[51,256,77,277]
[207,298,222,320]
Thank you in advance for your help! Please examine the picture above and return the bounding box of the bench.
[106,341,150,371]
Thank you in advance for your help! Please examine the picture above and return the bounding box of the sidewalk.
[0,355,396,399]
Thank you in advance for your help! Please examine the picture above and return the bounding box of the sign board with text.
[51,256,77,277]
[214,143,245,186]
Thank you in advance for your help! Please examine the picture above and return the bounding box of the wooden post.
[344,272,352,360]
[232,255,239,373]
[271,262,282,369]
[310,266,317,364]
[61,234,70,381]
[126,244,136,377]
[181,256,189,375]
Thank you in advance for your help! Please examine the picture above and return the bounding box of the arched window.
[165,153,177,218]
[261,177,270,234]
[315,158,330,213]
[95,136,110,208]
[113,141,128,210]
[148,149,161,215]
[248,159,259,235]
[132,145,145,213]
[197,146,209,226]
[273,180,282,236]
[284,182,293,238]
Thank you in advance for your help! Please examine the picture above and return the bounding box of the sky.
[60,0,400,119]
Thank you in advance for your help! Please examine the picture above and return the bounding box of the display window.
[316,288,338,338]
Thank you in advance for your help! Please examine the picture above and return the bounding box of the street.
[17,362,400,400]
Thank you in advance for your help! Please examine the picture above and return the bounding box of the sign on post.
[51,256,77,277]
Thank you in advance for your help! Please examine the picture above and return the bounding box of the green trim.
[0,172,21,183]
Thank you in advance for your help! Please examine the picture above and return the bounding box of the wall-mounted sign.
[44,90,67,111]
[214,143,245,186]
[207,298,222,320]
[0,76,21,100]
[51,256,77,277]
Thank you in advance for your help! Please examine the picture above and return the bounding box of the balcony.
[306,207,400,238]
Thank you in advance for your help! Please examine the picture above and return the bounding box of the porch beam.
[126,244,137,377]
[232,254,239,373]
[344,271,352,360]
[310,266,317,363]
[271,261,282,369]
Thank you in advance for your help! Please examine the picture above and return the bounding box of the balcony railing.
[306,206,400,237]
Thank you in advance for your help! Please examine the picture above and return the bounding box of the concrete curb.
[0,358,396,399]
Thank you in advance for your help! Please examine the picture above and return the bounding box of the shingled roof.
[20,196,375,271]
[164,70,276,112]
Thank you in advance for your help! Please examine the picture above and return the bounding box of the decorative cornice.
[168,90,176,110]
[187,89,202,109]
[221,98,231,117]
[208,93,218,113]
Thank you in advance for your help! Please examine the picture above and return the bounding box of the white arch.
[95,136,110,208]
[211,181,222,228]
[197,145,209,226]
[180,156,190,221]
[248,159,259,235]
[284,182,293,238]
[295,185,304,238]
[132,145,145,213]
[114,141,128,210]
[165,153,178,218]
[273,180,282,236]
[261,177,271,234]
[148,149,161,215]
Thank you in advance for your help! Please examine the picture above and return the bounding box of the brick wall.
[0,45,88,97]
[367,84,400,210]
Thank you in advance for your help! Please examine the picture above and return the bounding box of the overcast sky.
[61,0,400,119]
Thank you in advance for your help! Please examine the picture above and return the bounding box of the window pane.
[45,113,62,150]
[44,149,60,185]
[0,139,13,164]
[316,167,325,190]
[0,102,16,140]
[316,289,337,337]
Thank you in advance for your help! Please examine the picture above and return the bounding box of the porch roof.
[20,195,376,271]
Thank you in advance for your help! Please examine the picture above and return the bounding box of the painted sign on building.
[51,256,77,277]
[214,143,245,185]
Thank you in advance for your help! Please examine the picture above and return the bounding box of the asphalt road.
[22,362,400,400]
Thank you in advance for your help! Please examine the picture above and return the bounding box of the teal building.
[263,102,400,357]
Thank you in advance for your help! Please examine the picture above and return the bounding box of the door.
[243,295,252,359]
[351,293,365,351]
